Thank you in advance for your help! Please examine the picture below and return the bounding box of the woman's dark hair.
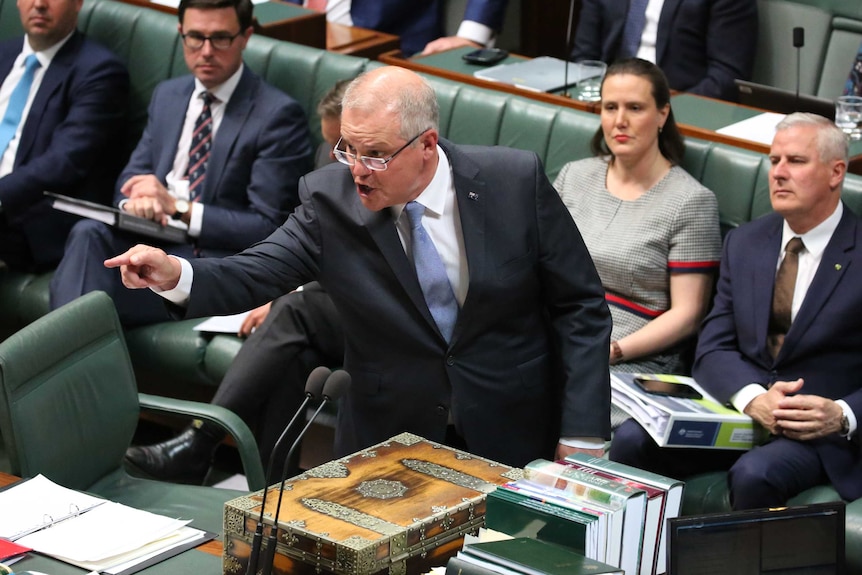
[589,58,685,165]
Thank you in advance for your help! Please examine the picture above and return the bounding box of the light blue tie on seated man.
[0,0,130,270]
[0,54,40,154]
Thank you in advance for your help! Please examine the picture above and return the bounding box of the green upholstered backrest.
[0,291,139,490]
[0,0,23,40]
[754,0,832,94]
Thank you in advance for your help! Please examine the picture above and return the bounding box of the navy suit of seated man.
[0,0,129,271]
[612,113,862,510]
[49,0,313,326]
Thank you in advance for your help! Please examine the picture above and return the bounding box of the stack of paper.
[0,475,211,575]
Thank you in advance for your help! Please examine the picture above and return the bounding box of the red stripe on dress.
[668,260,719,271]
[605,293,665,319]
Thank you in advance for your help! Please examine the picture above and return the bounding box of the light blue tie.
[405,201,459,342]
[0,54,41,155]
[620,0,650,58]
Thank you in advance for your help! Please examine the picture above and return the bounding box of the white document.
[193,311,251,334]
[715,112,786,145]
[0,474,106,540]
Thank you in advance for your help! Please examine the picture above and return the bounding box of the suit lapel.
[360,140,487,344]
[752,218,783,361]
[780,207,856,359]
[201,66,256,203]
[16,33,82,164]
[156,79,193,179]
[655,0,682,64]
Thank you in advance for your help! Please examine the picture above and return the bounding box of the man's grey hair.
[342,71,439,140]
[775,112,849,163]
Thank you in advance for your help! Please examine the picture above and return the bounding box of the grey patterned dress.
[554,156,721,375]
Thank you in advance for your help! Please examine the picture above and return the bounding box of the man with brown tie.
[610,113,862,510]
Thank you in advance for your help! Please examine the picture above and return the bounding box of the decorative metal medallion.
[401,459,498,493]
[301,498,403,536]
[304,460,350,479]
[356,478,408,499]
[391,432,423,446]
[360,450,378,458]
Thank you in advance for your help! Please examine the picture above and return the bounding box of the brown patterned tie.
[767,237,804,358]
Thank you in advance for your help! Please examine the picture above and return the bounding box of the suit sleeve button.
[446,355,455,366]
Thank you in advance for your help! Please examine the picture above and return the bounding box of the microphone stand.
[260,370,352,575]
[562,0,578,98]
[245,366,331,575]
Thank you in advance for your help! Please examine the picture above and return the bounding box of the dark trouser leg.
[610,419,742,479]
[211,283,344,480]
[728,437,826,510]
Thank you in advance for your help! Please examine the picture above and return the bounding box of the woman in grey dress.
[555,59,721,381]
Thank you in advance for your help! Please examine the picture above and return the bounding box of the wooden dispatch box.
[223,433,522,575]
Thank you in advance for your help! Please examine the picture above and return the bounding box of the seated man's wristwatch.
[171,199,190,220]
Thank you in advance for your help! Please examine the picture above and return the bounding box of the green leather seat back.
[545,108,600,184]
[754,0,832,94]
[0,291,139,490]
[700,145,766,233]
[0,0,23,40]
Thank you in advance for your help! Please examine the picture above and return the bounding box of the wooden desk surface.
[0,471,222,558]
[379,47,862,171]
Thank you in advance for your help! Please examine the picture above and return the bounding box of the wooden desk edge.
[0,471,223,558]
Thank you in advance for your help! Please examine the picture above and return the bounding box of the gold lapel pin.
[835,264,842,271]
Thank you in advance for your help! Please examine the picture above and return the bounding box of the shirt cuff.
[730,383,767,413]
[151,256,193,305]
[559,437,607,450]
[836,399,857,437]
[456,20,495,46]
[187,201,203,237]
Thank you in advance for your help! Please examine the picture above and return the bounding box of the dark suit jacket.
[0,32,129,268]
[183,139,612,467]
[694,206,862,500]
[286,0,507,56]
[572,0,758,101]
[117,66,312,257]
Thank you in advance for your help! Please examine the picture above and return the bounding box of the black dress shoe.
[125,428,218,484]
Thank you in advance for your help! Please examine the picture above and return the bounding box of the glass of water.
[574,60,607,102]
[835,96,862,140]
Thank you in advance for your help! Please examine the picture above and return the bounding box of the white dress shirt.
[161,64,244,237]
[0,31,75,180]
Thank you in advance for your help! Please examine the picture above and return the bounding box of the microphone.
[244,366,331,575]
[260,369,352,575]
[793,27,804,112]
[562,0,578,98]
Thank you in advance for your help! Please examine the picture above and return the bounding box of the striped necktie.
[0,54,41,155]
[187,91,215,201]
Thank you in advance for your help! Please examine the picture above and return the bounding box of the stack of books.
[485,456,683,575]
[448,536,623,575]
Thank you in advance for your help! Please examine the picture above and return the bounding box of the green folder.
[462,537,622,575]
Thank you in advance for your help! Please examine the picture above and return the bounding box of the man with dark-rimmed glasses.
[50,0,313,327]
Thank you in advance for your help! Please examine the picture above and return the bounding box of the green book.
[485,488,601,559]
[462,537,623,575]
